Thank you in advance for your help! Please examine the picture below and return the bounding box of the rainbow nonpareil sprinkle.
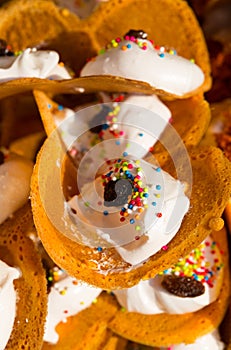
[160,238,224,288]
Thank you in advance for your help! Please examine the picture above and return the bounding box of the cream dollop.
[68,158,189,267]
[62,95,171,170]
[0,260,20,350]
[171,330,224,350]
[113,235,223,313]
[44,275,101,344]
[81,38,204,96]
[0,153,33,224]
[0,48,71,82]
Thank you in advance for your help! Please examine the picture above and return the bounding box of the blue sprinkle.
[152,202,157,206]
[102,124,109,130]
[130,219,135,224]
[118,159,122,162]
[156,167,161,172]
[159,53,165,58]
[116,140,121,145]
[123,152,128,157]
[128,204,133,209]
[103,211,109,216]
[138,133,144,137]
[156,185,161,190]
[47,104,52,109]
[58,105,64,110]
[192,273,198,280]
[143,193,149,197]
[204,276,209,281]
[121,207,126,212]
[106,171,113,177]
[97,246,103,252]
[127,44,132,49]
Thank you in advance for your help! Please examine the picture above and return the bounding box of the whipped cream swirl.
[0,260,20,350]
[113,235,224,313]
[68,157,189,267]
[0,48,71,82]
[81,35,204,96]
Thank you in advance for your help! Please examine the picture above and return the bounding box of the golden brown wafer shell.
[42,292,121,350]
[31,144,231,289]
[0,203,47,350]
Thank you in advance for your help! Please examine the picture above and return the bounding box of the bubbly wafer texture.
[0,0,79,50]
[31,143,231,289]
[42,292,121,350]
[108,228,229,347]
[0,203,47,350]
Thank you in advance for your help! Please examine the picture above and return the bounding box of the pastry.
[0,204,47,349]
[109,228,229,348]
[31,139,231,289]
[0,0,212,100]
[201,98,231,234]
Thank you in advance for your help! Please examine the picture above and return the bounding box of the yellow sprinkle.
[60,290,66,295]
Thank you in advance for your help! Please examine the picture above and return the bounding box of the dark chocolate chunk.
[104,178,133,207]
[161,275,205,298]
[89,105,112,134]
[124,30,148,40]
[0,151,4,165]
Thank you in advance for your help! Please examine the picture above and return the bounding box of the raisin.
[104,179,133,207]
[161,275,205,298]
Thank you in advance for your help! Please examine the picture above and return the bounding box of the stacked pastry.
[0,0,230,349]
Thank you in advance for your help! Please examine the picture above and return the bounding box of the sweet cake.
[0,0,230,348]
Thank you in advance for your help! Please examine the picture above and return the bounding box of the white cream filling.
[167,330,224,350]
[0,260,20,350]
[0,154,33,224]
[43,276,101,344]
[113,235,223,314]
[67,158,189,266]
[0,48,71,82]
[81,39,204,96]
[58,94,171,162]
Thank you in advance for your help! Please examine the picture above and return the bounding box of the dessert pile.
[0,0,230,349]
